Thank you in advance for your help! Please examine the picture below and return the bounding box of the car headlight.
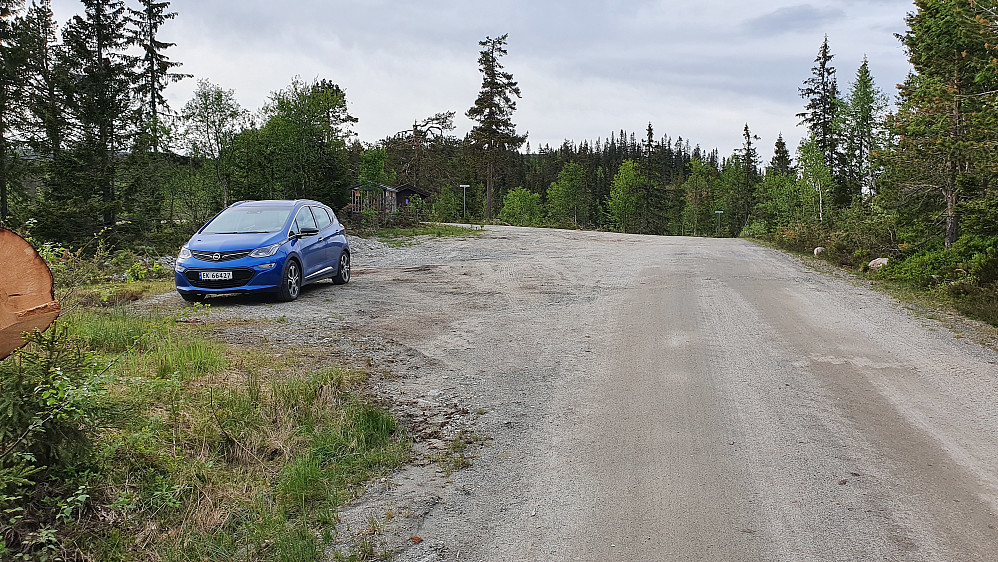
[250,242,282,258]
[178,246,191,260]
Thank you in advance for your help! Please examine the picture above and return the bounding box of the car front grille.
[191,249,252,262]
[184,268,256,289]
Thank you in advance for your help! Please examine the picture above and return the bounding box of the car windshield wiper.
[209,230,271,234]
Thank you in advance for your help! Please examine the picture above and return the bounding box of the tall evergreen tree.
[21,0,66,160]
[59,0,136,232]
[731,123,761,233]
[798,36,844,201]
[769,133,793,176]
[0,0,24,226]
[838,57,888,198]
[889,0,992,247]
[127,0,186,153]
[466,33,526,218]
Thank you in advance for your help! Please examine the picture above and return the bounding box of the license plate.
[199,271,232,281]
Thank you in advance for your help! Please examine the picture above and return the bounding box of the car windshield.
[201,206,293,234]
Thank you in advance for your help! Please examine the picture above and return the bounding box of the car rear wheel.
[332,251,350,285]
[277,259,301,301]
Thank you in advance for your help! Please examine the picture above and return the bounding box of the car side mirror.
[297,227,319,237]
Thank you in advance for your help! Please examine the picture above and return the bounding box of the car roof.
[229,199,326,209]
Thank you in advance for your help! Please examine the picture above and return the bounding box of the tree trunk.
[0,229,61,359]
[486,157,494,219]
[944,186,958,249]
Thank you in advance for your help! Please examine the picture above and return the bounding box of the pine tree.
[466,33,526,219]
[889,0,992,247]
[798,36,844,201]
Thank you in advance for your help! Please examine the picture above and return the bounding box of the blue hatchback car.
[174,199,350,302]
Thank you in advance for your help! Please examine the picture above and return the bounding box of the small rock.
[868,257,889,270]
[813,246,826,257]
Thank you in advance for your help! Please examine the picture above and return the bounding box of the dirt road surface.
[202,226,998,561]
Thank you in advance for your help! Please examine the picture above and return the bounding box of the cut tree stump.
[0,228,61,360]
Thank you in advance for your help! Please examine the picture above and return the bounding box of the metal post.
[715,210,723,237]
[460,184,470,221]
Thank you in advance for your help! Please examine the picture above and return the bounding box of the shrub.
[497,186,543,226]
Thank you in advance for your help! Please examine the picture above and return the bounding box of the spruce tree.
[0,0,24,226]
[466,33,526,219]
[128,0,187,153]
[798,36,844,202]
[60,0,136,232]
[769,133,793,176]
[839,57,888,198]
[21,0,66,160]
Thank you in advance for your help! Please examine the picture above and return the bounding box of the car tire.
[277,259,302,301]
[180,292,204,303]
[332,251,350,285]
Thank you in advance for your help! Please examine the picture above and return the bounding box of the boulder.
[868,257,889,271]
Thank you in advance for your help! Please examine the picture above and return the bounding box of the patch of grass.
[952,286,998,327]
[372,223,479,247]
[63,279,175,307]
[2,285,409,562]
[61,308,153,353]
[430,429,481,475]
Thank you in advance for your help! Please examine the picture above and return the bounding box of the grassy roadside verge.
[756,239,998,343]
[1,297,409,561]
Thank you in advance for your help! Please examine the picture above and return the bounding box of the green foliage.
[876,235,998,287]
[546,161,588,227]
[837,57,889,197]
[431,184,464,222]
[680,158,717,236]
[497,186,543,226]
[798,36,844,191]
[606,160,641,233]
[358,148,390,188]
[0,325,102,473]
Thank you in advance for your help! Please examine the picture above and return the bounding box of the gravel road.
[194,225,998,561]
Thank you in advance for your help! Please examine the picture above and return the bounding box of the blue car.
[174,199,350,302]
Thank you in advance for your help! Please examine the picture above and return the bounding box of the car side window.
[312,206,332,230]
[293,207,318,234]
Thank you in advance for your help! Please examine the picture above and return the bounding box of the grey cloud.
[743,5,845,36]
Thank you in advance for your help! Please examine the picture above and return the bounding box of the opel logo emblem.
[212,253,220,261]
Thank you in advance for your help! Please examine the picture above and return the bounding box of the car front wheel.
[277,259,301,301]
[332,251,350,285]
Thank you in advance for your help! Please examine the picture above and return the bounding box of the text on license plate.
[199,271,233,281]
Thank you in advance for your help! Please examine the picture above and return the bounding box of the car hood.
[187,232,285,252]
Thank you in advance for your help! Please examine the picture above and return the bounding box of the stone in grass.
[868,257,889,271]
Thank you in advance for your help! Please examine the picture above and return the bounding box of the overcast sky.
[50,0,914,162]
